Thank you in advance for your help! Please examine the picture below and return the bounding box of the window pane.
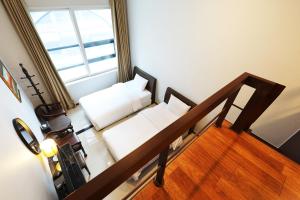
[48,47,84,70]
[89,57,117,74]
[58,65,88,83]
[30,10,88,81]
[85,43,115,60]
[31,11,79,49]
[30,9,117,83]
[75,9,114,42]
[75,9,117,74]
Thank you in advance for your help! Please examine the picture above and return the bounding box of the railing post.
[154,148,169,187]
[231,84,285,132]
[215,88,241,127]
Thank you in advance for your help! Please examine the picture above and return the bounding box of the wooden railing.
[66,72,285,200]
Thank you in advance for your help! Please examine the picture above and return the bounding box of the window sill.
[65,67,118,86]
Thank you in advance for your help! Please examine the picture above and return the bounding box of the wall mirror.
[13,118,41,154]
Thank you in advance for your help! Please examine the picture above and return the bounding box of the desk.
[49,144,86,199]
[48,132,87,157]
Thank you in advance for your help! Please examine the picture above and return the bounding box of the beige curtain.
[1,0,75,110]
[110,0,132,82]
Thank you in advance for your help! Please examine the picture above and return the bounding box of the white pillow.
[132,74,148,91]
[167,95,191,117]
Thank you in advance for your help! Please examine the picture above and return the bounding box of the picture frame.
[0,59,22,102]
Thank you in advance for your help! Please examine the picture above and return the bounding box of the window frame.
[29,6,118,84]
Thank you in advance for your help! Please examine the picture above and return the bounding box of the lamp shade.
[55,163,62,172]
[40,139,58,158]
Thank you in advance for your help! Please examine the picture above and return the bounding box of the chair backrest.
[35,105,47,122]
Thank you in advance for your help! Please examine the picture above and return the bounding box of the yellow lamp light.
[40,139,58,158]
[55,163,62,172]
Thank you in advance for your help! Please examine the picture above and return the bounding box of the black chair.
[35,103,66,122]
[35,102,74,139]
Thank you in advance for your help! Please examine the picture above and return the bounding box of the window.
[30,9,117,83]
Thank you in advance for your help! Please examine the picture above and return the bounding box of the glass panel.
[48,47,84,70]
[30,10,88,81]
[89,57,117,74]
[85,43,115,60]
[30,9,117,82]
[58,65,88,83]
[75,9,117,75]
[75,9,114,42]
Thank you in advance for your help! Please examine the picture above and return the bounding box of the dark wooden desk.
[47,132,87,157]
[51,144,86,200]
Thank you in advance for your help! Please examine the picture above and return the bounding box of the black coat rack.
[19,63,49,111]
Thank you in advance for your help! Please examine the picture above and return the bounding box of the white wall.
[66,70,117,103]
[0,3,51,107]
[127,0,300,147]
[0,76,56,199]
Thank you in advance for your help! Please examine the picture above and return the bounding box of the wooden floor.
[133,122,300,200]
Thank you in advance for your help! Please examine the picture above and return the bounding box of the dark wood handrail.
[66,72,285,200]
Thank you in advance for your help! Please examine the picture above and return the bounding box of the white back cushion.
[167,95,191,117]
[132,74,148,91]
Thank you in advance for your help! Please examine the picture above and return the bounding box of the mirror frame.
[12,118,41,155]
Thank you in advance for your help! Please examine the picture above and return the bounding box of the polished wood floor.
[133,122,300,200]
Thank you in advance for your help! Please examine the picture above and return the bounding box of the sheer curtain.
[1,0,75,110]
[110,0,132,82]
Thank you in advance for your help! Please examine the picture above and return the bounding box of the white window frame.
[29,6,118,84]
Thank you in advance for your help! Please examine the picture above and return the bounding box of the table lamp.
[40,139,58,158]
[40,139,62,178]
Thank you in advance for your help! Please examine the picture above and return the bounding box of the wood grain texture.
[66,73,284,200]
[133,121,300,200]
